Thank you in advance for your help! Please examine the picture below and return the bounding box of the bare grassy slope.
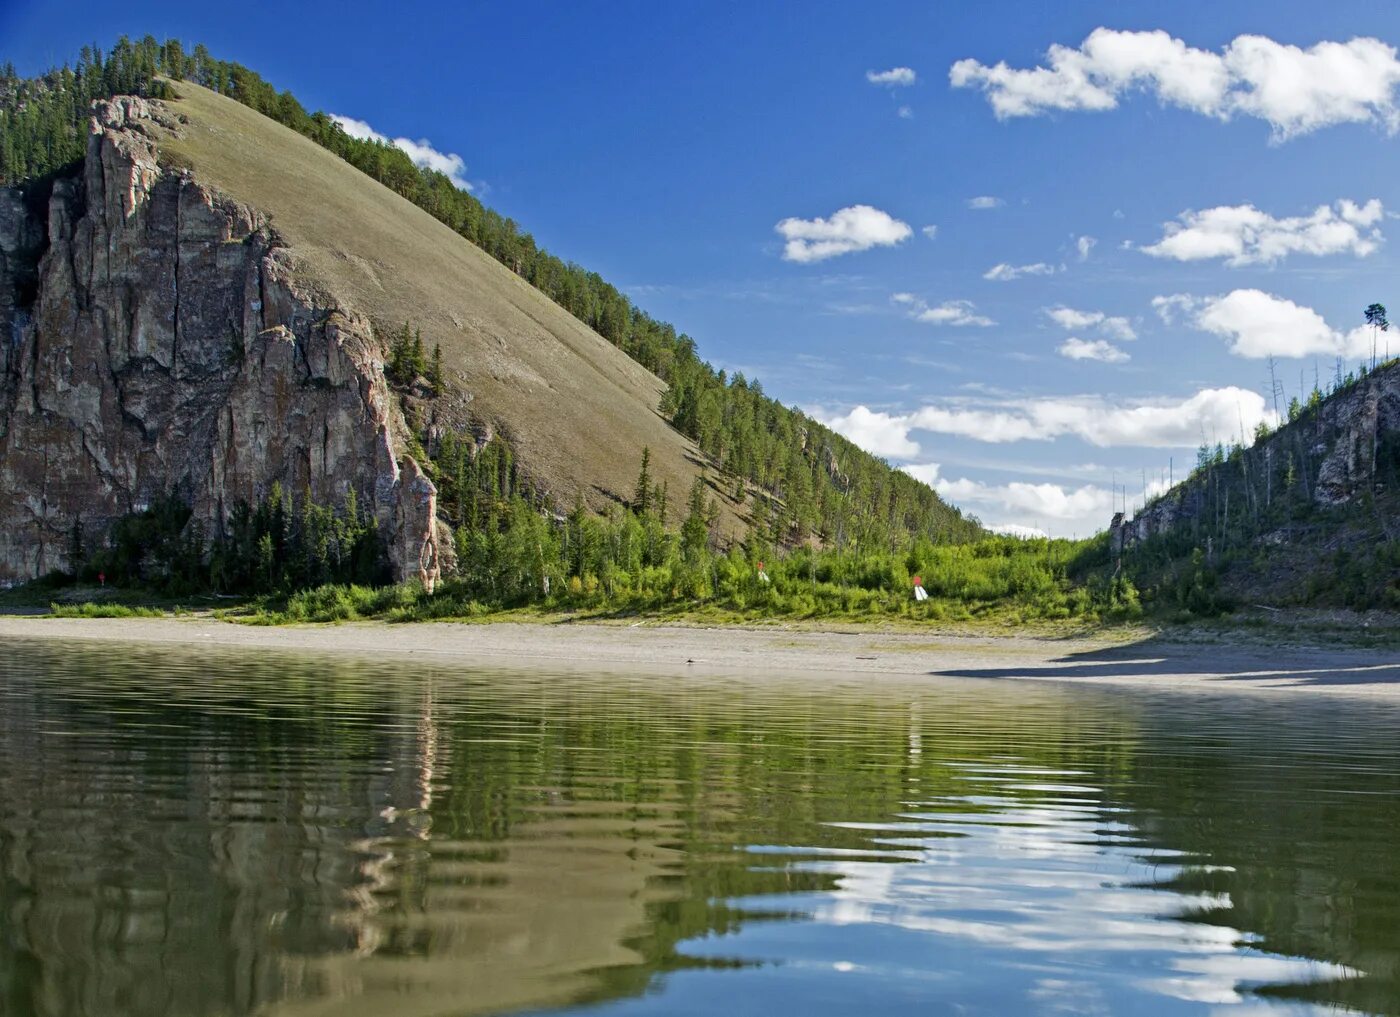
[163,81,735,526]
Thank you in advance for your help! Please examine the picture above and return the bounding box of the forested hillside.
[1095,359,1400,613]
[0,36,980,551]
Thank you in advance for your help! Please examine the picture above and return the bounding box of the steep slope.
[159,81,729,529]
[0,97,442,585]
[1,41,984,591]
[1107,360,1400,610]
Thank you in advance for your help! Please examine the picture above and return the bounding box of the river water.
[1,639,1398,1016]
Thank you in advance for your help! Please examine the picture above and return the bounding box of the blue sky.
[7,0,1400,535]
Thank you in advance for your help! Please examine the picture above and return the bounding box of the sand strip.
[2,615,1398,697]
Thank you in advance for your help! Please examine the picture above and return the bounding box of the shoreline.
[3,615,1399,697]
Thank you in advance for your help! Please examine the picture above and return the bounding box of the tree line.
[1,37,980,553]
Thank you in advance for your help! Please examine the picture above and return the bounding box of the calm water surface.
[2,639,1399,1016]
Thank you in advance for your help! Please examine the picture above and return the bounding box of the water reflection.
[0,640,1397,1016]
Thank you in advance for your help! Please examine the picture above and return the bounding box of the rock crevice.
[0,96,440,587]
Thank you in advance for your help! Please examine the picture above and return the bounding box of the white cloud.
[1045,305,1136,340]
[967,195,1005,210]
[820,388,1275,456]
[331,114,473,190]
[1150,293,1197,325]
[950,29,1400,139]
[867,67,917,87]
[897,105,914,119]
[921,224,939,239]
[893,292,995,326]
[900,465,1169,536]
[814,406,921,459]
[775,205,913,262]
[1166,288,1375,359]
[990,523,1051,539]
[1140,199,1384,265]
[901,462,943,485]
[933,476,1117,521]
[911,388,1273,447]
[1059,337,1129,362]
[1076,235,1097,261]
[983,261,1060,281]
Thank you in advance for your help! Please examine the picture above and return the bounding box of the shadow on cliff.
[934,640,1400,690]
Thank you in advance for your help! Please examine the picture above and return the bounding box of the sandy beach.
[2,614,1398,697]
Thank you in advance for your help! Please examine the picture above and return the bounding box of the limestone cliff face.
[0,97,441,587]
[1113,360,1400,549]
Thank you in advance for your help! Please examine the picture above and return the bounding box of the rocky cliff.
[1115,360,1400,549]
[0,97,442,587]
[1109,361,1399,606]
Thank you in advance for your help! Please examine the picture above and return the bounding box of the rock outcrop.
[0,97,441,587]
[1111,360,1400,552]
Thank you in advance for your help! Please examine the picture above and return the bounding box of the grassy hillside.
[1,38,981,554]
[162,80,727,529]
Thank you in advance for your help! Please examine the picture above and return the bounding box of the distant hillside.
[0,37,980,555]
[1100,359,1400,613]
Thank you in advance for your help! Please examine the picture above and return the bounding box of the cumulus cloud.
[990,523,1051,539]
[1140,199,1384,265]
[983,261,1060,281]
[1162,288,1374,359]
[814,406,921,459]
[1059,337,1129,362]
[893,292,995,326]
[933,476,1117,521]
[867,67,917,87]
[950,29,1400,139]
[1076,235,1097,260]
[331,114,473,190]
[907,388,1274,447]
[899,464,1167,536]
[818,387,1275,455]
[775,205,913,262]
[1045,305,1136,340]
[967,195,1005,210]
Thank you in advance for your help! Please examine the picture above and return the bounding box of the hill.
[1101,359,1400,613]
[160,79,726,531]
[0,38,979,591]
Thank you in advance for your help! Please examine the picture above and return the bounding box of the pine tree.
[633,447,652,514]
[412,328,426,378]
[681,477,709,560]
[428,342,444,394]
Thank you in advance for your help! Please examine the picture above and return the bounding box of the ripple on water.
[0,639,1397,1016]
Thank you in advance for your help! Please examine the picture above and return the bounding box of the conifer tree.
[428,342,444,394]
[633,447,652,514]
[681,477,709,560]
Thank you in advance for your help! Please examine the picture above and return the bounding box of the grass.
[161,80,745,535]
[9,581,1392,650]
[47,602,177,618]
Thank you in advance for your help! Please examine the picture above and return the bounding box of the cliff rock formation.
[0,97,441,587]
[1112,361,1400,552]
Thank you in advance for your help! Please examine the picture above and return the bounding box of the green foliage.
[385,321,431,388]
[74,486,387,596]
[0,37,174,185]
[48,601,168,618]
[2,39,979,551]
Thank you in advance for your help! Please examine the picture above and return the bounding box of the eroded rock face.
[0,97,440,587]
[1111,361,1399,549]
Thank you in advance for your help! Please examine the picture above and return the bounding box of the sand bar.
[2,615,1399,697]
